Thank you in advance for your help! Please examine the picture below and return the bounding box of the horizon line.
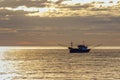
[0,46,120,49]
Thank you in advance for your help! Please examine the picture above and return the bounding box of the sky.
[0,0,120,46]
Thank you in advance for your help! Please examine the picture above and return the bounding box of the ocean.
[0,47,120,80]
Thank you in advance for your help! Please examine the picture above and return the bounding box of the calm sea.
[0,47,120,80]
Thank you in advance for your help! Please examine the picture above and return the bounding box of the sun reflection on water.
[0,47,20,80]
[0,47,9,53]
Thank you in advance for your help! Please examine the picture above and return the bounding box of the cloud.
[59,3,93,10]
[0,1,120,46]
[0,28,17,33]
[0,8,30,17]
[0,0,50,8]
[16,41,35,45]
[54,0,70,4]
[0,0,120,17]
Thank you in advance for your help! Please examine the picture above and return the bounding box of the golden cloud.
[0,28,17,33]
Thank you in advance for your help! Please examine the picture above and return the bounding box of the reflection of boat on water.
[68,42,91,53]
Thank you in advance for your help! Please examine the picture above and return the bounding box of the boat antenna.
[71,42,73,47]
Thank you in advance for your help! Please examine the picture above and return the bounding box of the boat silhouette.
[68,41,91,53]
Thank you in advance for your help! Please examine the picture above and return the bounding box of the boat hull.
[69,48,91,53]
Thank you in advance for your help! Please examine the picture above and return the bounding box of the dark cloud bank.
[0,0,50,7]
[0,13,120,46]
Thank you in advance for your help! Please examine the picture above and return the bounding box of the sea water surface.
[0,46,120,80]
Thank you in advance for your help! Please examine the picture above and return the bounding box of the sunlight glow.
[26,7,59,17]
[0,46,67,50]
[5,6,60,17]
[91,46,120,49]
[6,6,40,12]
[0,46,120,50]
[62,0,118,7]
[6,6,55,13]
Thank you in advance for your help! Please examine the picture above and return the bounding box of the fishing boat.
[68,42,91,53]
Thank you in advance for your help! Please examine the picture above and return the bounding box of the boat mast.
[83,40,87,46]
[83,40,85,45]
